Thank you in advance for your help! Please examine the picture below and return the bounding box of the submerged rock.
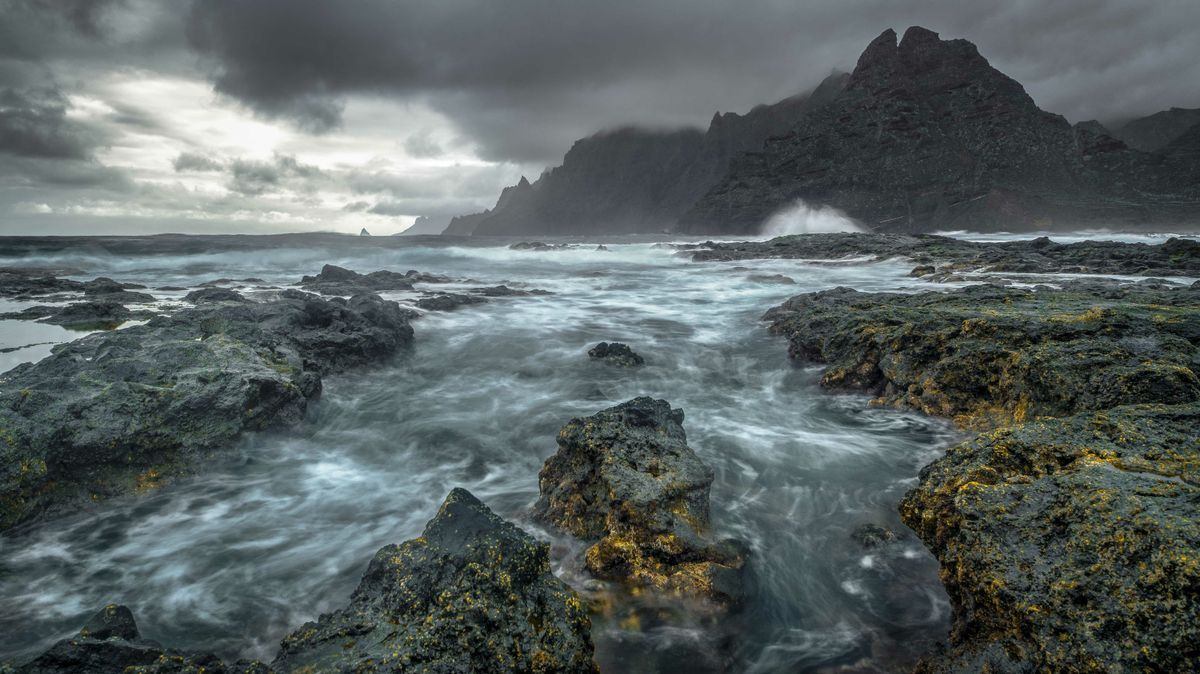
[415,293,487,312]
[587,342,645,367]
[470,284,552,297]
[746,273,796,284]
[273,488,597,673]
[509,241,575,251]
[14,604,266,673]
[0,292,413,531]
[535,397,747,606]
[765,281,1200,672]
[850,523,897,549]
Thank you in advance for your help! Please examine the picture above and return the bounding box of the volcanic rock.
[587,342,645,367]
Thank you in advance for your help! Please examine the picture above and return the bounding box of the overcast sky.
[1,0,1198,235]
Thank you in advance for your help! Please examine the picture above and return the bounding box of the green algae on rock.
[272,488,597,673]
[534,397,748,607]
[0,290,413,532]
[764,281,1200,672]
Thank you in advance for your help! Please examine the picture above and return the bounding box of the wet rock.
[534,397,747,606]
[14,604,267,673]
[509,241,575,251]
[850,524,897,548]
[909,264,936,277]
[765,281,1200,672]
[82,278,155,304]
[273,488,597,673]
[0,292,414,531]
[690,232,1200,278]
[183,287,249,304]
[297,264,415,296]
[199,277,265,287]
[415,293,487,312]
[595,244,609,251]
[470,284,552,297]
[587,342,645,367]
[746,273,796,284]
[763,283,1200,428]
[900,404,1200,673]
[40,301,133,330]
[0,270,84,298]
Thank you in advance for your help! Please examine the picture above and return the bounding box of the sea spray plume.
[760,199,864,237]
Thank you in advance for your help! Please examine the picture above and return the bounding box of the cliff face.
[1114,107,1200,152]
[678,27,1200,234]
[453,73,847,236]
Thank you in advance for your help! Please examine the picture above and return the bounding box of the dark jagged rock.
[273,488,597,673]
[1114,107,1200,152]
[764,282,1200,671]
[297,264,415,296]
[0,292,413,531]
[450,72,848,236]
[0,301,134,331]
[764,282,1200,427]
[587,342,645,367]
[470,284,552,297]
[680,27,1200,234]
[689,231,1200,277]
[0,270,85,298]
[850,524,897,549]
[83,278,155,304]
[509,241,576,251]
[183,287,249,304]
[534,398,747,606]
[901,404,1200,673]
[415,293,487,312]
[14,604,267,674]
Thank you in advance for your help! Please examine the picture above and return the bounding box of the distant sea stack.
[455,26,1200,237]
[445,72,849,236]
[678,26,1200,234]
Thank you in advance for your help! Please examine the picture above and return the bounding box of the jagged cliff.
[678,26,1200,234]
[447,73,848,236]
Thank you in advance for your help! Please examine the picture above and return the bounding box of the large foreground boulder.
[0,291,413,531]
[273,488,597,673]
[14,604,267,674]
[534,398,747,606]
[765,282,1200,672]
[900,404,1200,673]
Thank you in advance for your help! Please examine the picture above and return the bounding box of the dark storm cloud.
[0,86,98,158]
[226,154,324,195]
[184,0,1200,164]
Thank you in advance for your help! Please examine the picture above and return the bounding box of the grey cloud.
[183,0,1200,164]
[227,154,324,195]
[403,132,443,158]
[0,86,99,159]
[173,151,224,172]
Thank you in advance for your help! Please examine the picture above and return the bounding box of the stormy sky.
[1,0,1197,235]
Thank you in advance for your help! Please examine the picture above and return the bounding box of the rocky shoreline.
[764,278,1200,671]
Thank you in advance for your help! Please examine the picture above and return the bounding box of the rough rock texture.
[82,278,155,304]
[689,232,1200,277]
[534,398,747,606]
[415,293,487,312]
[763,283,1200,428]
[0,270,84,298]
[586,342,645,367]
[297,264,415,295]
[1113,107,1200,152]
[0,291,413,531]
[447,73,848,236]
[184,287,250,304]
[765,281,1200,672]
[272,488,597,673]
[900,404,1200,673]
[13,604,267,674]
[0,301,135,330]
[680,27,1200,234]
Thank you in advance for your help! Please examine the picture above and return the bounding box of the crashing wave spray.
[760,199,864,237]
